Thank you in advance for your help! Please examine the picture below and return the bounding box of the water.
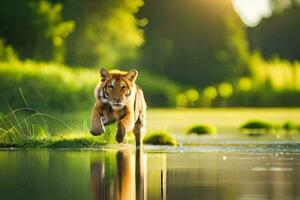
[1,146,300,200]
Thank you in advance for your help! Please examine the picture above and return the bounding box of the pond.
[1,145,300,200]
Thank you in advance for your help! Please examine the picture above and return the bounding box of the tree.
[57,0,145,68]
[0,0,74,63]
[248,0,300,61]
[138,0,249,87]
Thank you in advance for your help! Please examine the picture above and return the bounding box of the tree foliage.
[58,0,145,67]
[248,0,300,60]
[0,0,74,63]
[138,0,249,87]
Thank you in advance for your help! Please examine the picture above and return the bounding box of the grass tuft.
[240,120,273,136]
[240,120,273,130]
[0,106,112,148]
[143,131,177,146]
[282,121,298,132]
[240,119,300,135]
[186,124,217,135]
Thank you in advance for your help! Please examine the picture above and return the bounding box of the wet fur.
[90,68,147,146]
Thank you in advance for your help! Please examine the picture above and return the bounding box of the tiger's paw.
[90,126,105,136]
[116,125,126,143]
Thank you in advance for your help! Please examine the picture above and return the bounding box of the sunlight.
[233,0,272,27]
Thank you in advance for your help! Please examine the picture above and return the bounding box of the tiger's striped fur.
[90,68,147,146]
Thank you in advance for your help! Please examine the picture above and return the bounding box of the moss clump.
[282,121,298,131]
[186,124,217,135]
[240,120,272,132]
[143,131,177,146]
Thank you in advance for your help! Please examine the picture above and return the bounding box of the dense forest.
[0,0,299,110]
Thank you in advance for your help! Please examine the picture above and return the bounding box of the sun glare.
[233,0,272,27]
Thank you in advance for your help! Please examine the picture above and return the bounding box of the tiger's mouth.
[111,102,124,110]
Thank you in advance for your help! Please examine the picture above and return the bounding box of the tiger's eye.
[108,85,114,89]
[121,86,126,90]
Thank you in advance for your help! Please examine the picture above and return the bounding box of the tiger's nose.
[114,98,121,102]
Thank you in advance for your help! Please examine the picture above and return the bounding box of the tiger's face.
[99,68,138,110]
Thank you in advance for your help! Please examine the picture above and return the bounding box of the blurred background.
[0,0,300,112]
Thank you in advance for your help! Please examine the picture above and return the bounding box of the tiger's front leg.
[116,112,134,143]
[133,114,145,147]
[90,101,106,136]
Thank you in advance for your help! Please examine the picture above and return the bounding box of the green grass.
[21,108,300,135]
[147,108,300,134]
[186,124,217,135]
[0,107,122,148]
[143,131,177,146]
[0,135,106,148]
[1,108,300,147]
[0,60,180,112]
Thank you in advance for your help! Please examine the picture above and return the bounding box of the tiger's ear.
[100,67,109,81]
[126,69,138,82]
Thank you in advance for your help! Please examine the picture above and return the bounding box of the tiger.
[90,67,147,146]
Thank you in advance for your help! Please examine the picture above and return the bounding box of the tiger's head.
[98,68,138,110]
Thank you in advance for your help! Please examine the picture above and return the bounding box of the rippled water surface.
[1,145,300,200]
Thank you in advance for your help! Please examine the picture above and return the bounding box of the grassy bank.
[0,60,180,112]
[11,108,300,135]
[1,108,299,148]
[0,135,106,148]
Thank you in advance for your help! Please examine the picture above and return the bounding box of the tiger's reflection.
[90,149,147,200]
